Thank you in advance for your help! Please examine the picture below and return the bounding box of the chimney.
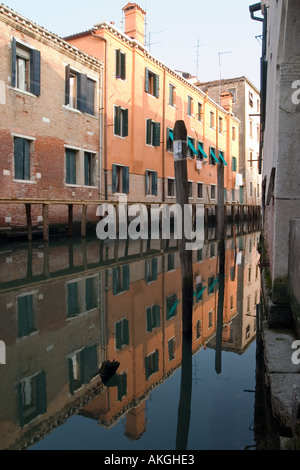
[220,91,233,114]
[122,3,146,45]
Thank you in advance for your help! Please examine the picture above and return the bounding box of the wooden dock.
[0,198,262,242]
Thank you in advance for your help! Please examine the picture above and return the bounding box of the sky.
[1,0,263,89]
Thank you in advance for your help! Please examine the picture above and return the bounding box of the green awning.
[210,148,219,163]
[188,140,198,155]
[169,129,174,141]
[198,143,208,159]
[219,151,227,166]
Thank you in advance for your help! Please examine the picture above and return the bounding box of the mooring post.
[68,204,73,238]
[25,203,32,242]
[217,162,225,240]
[173,120,193,337]
[42,204,49,243]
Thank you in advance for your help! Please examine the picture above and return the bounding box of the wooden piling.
[25,203,32,242]
[68,204,73,238]
[81,204,87,238]
[42,204,49,242]
[173,120,193,337]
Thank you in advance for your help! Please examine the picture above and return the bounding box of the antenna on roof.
[148,31,162,52]
[218,51,232,104]
[193,40,204,78]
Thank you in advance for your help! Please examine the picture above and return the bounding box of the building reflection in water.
[0,223,261,450]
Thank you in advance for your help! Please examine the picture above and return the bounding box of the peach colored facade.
[66,3,240,205]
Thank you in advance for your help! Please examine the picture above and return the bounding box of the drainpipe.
[162,68,166,202]
[92,33,108,200]
[249,3,263,22]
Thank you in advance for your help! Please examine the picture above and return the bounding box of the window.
[248,266,252,283]
[257,126,260,142]
[208,310,213,328]
[18,294,36,338]
[146,305,161,332]
[169,84,175,106]
[115,49,126,80]
[195,282,204,302]
[146,119,161,147]
[187,137,197,158]
[145,350,159,380]
[196,320,201,339]
[167,178,175,197]
[232,156,237,172]
[145,68,159,97]
[166,294,179,320]
[167,253,175,271]
[228,88,236,102]
[197,183,203,199]
[115,318,129,350]
[12,38,41,96]
[246,325,251,340]
[17,371,47,427]
[114,106,129,137]
[67,276,98,318]
[66,149,78,185]
[209,147,218,166]
[145,258,158,284]
[166,128,174,152]
[232,189,236,202]
[257,99,260,112]
[113,265,130,295]
[188,181,193,198]
[257,183,260,198]
[117,373,127,401]
[224,188,227,201]
[84,152,97,187]
[68,345,98,395]
[65,65,96,115]
[210,112,215,129]
[187,96,193,116]
[197,141,207,161]
[249,91,254,107]
[210,243,215,258]
[249,120,253,137]
[249,151,253,168]
[197,102,203,121]
[168,338,175,361]
[145,170,158,196]
[14,137,31,181]
[250,182,253,198]
[230,294,234,310]
[232,126,236,141]
[112,164,130,194]
[197,248,202,262]
[219,116,223,134]
[211,185,216,200]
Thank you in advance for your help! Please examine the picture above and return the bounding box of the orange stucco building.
[65,3,240,205]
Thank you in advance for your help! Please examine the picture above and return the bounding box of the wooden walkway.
[0,198,261,242]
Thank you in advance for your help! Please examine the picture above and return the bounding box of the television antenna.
[148,31,162,52]
[218,51,232,103]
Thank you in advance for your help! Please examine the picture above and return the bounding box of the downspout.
[249,3,264,22]
[99,64,104,197]
[92,33,108,201]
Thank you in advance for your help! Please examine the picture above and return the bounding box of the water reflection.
[0,223,261,450]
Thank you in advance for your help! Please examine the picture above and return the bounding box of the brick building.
[0,4,103,232]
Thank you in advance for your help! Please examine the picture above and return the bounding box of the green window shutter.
[121,52,126,80]
[152,258,158,280]
[86,79,95,115]
[24,139,30,181]
[80,345,98,384]
[123,319,129,346]
[11,37,16,88]
[66,150,76,185]
[145,356,150,380]
[114,106,121,135]
[18,295,33,337]
[152,171,158,196]
[68,358,75,396]
[122,166,130,194]
[154,350,159,371]
[153,305,161,328]
[123,264,130,291]
[145,170,149,195]
[145,68,149,93]
[84,153,90,186]
[115,321,122,350]
[14,137,24,180]
[145,260,150,284]
[67,282,79,317]
[153,122,161,147]
[112,164,117,193]
[122,108,129,137]
[65,65,70,105]
[146,119,152,145]
[77,73,87,112]
[116,49,121,77]
[30,49,41,96]
[35,371,47,415]
[113,266,119,295]
[154,74,160,98]
[146,307,152,332]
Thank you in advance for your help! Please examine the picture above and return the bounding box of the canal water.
[0,225,262,451]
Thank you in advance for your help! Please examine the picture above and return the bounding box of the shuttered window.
[146,119,161,147]
[166,294,179,320]
[17,371,47,427]
[116,49,126,80]
[65,65,95,115]
[14,137,31,181]
[65,149,77,185]
[145,170,158,196]
[145,258,158,284]
[145,68,160,98]
[17,294,35,338]
[145,350,159,380]
[113,265,130,295]
[114,106,129,137]
[115,319,129,350]
[112,164,130,194]
[11,38,41,96]
[146,305,161,332]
